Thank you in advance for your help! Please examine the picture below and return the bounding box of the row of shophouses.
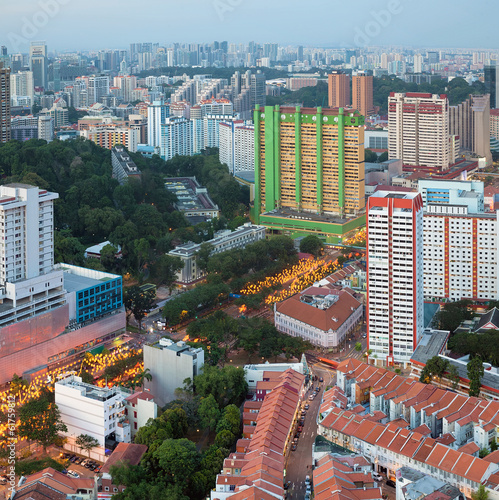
[317,358,499,499]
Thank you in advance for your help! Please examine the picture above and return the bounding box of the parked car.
[298,425,303,432]
[0,476,8,485]
[291,444,297,451]
[305,475,311,485]
[373,473,383,481]
[94,466,102,473]
[309,395,314,401]
[362,333,367,339]
[284,481,291,490]
[319,377,323,383]
[386,479,396,488]
[315,387,320,392]
[67,470,79,479]
[304,404,309,410]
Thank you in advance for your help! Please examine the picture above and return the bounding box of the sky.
[1,0,498,53]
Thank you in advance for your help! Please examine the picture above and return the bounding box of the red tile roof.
[101,442,148,474]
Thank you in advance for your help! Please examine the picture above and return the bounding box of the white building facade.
[388,92,455,170]
[367,191,424,366]
[219,121,255,175]
[160,116,193,160]
[55,375,131,462]
[169,223,266,285]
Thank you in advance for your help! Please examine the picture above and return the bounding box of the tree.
[123,286,156,332]
[491,440,498,452]
[75,434,99,457]
[10,373,28,396]
[437,300,473,333]
[471,484,489,500]
[424,356,450,383]
[299,235,324,257]
[153,438,199,487]
[215,429,235,449]
[198,394,220,433]
[152,254,183,293]
[196,242,213,273]
[468,356,484,397]
[448,364,460,390]
[18,398,67,452]
[355,342,362,352]
[364,149,378,163]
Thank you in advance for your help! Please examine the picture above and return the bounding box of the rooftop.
[164,176,219,213]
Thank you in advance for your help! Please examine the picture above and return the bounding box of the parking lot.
[63,452,102,476]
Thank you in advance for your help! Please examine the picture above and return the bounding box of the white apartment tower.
[0,184,65,326]
[10,71,34,105]
[219,121,255,174]
[147,100,169,149]
[388,92,455,170]
[367,191,424,366]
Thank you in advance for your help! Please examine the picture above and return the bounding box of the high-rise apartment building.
[219,120,254,174]
[491,109,499,140]
[388,92,455,170]
[10,71,34,105]
[449,94,492,166]
[367,190,424,366]
[254,105,365,218]
[88,76,110,106]
[29,41,47,89]
[160,116,193,160]
[38,115,54,142]
[147,99,170,148]
[352,73,374,117]
[419,179,499,302]
[485,63,499,109]
[413,54,423,73]
[328,71,350,108]
[0,64,10,143]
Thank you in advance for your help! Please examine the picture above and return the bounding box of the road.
[284,363,336,499]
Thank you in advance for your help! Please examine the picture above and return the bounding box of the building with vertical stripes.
[254,105,365,217]
[418,179,499,302]
[367,190,424,366]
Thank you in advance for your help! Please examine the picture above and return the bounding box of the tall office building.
[449,94,492,166]
[367,190,424,366]
[328,71,350,108]
[352,73,374,117]
[29,41,47,89]
[485,63,499,109]
[0,64,11,143]
[388,92,454,171]
[254,105,365,218]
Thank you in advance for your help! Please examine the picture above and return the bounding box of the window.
[134,422,137,430]
[134,411,137,418]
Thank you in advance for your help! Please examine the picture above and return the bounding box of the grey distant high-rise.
[29,41,47,89]
[0,63,11,143]
[485,63,499,109]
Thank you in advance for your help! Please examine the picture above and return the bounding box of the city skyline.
[2,0,499,53]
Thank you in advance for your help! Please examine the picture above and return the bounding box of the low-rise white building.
[144,339,205,407]
[275,286,363,350]
[55,374,131,462]
[125,391,157,438]
[169,223,266,286]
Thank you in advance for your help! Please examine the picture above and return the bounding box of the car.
[306,484,312,494]
[299,419,305,425]
[291,444,297,451]
[373,473,383,481]
[305,475,311,485]
[315,387,320,392]
[75,457,84,464]
[0,476,8,485]
[386,479,396,488]
[284,481,291,490]
[94,466,102,473]
[319,377,323,382]
[309,395,314,401]
[67,470,79,479]
[298,425,303,432]
[362,333,367,339]
[304,404,309,410]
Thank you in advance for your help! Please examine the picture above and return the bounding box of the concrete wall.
[0,309,126,384]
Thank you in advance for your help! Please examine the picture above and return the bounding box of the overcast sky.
[1,0,498,53]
